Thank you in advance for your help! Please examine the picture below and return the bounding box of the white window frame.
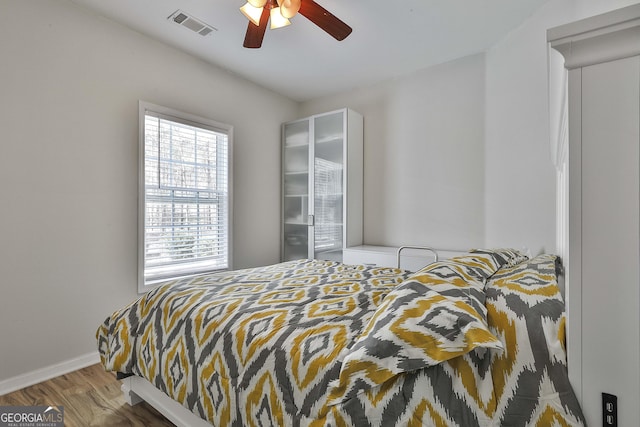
[138,101,233,292]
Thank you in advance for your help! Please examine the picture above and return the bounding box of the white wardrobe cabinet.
[281,109,363,263]
[549,5,640,426]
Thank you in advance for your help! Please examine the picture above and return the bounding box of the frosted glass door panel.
[283,120,310,261]
[313,112,344,261]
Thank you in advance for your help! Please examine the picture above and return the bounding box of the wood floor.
[0,364,174,426]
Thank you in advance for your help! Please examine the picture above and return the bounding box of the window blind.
[141,108,231,286]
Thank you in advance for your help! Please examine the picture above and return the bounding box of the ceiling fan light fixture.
[270,7,291,29]
[240,2,264,26]
[278,0,301,19]
[241,0,352,48]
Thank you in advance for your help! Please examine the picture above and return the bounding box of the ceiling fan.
[239,0,352,48]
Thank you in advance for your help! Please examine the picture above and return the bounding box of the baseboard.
[0,352,101,396]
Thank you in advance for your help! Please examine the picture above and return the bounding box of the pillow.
[326,249,527,406]
[485,254,586,425]
[409,248,528,321]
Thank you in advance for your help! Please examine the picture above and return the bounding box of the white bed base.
[121,375,212,427]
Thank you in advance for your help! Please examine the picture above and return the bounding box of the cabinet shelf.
[284,141,309,148]
[316,136,342,145]
[315,193,343,198]
[284,129,309,147]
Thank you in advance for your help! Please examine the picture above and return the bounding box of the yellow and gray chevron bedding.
[484,254,585,425]
[96,250,585,426]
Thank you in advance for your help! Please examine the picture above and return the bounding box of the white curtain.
[548,47,569,171]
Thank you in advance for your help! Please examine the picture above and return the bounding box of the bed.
[96,249,586,426]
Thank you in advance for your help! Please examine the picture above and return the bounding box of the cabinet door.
[313,111,344,261]
[282,119,310,261]
[579,56,640,426]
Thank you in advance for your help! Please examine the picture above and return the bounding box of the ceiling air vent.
[168,10,217,36]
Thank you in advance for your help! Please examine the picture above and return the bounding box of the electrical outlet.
[602,393,617,427]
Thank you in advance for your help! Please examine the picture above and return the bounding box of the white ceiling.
[68,0,549,102]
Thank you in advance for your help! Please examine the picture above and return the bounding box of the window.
[138,102,232,291]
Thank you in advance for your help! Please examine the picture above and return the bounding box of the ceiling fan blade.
[298,0,352,41]
[243,7,270,48]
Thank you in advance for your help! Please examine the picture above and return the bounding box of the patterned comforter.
[97,250,586,426]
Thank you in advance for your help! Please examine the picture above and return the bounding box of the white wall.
[0,0,296,384]
[484,0,640,255]
[300,54,487,251]
[300,0,639,259]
